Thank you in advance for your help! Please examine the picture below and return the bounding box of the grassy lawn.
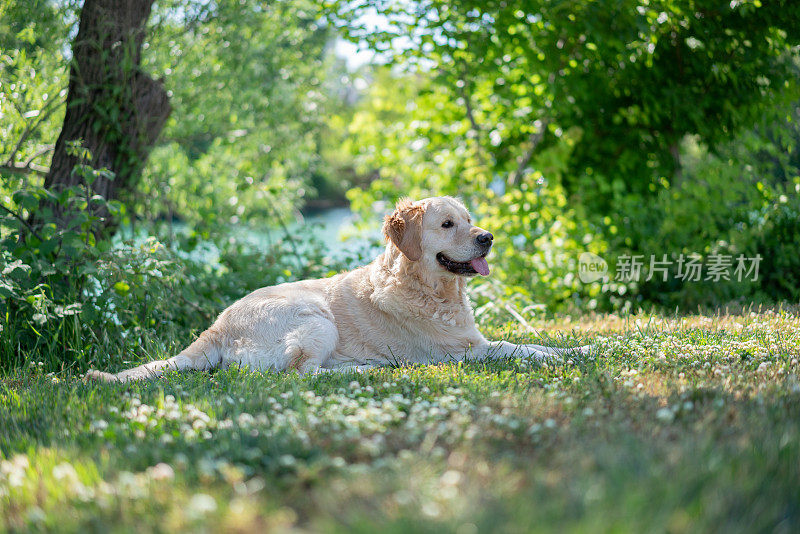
[1,309,799,532]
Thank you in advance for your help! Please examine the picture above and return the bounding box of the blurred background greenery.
[1,0,799,370]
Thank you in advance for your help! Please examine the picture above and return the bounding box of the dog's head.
[383,196,493,277]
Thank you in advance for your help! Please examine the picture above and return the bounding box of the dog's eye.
[441,220,454,228]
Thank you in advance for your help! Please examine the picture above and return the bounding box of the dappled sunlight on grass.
[2,310,799,531]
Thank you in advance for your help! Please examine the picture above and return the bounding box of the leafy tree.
[2,0,353,235]
[332,0,800,209]
[41,0,170,229]
[0,0,72,185]
[137,0,347,231]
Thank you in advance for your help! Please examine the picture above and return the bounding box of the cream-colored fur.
[87,196,588,382]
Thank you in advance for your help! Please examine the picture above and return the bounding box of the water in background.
[236,206,385,270]
[120,206,384,270]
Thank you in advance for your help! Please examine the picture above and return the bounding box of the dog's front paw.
[84,369,119,383]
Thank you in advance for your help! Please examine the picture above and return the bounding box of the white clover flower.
[147,463,174,481]
[656,407,675,422]
[1,455,29,488]
[187,493,217,518]
[237,413,254,427]
[90,420,109,432]
[218,418,234,429]
[116,471,147,499]
[278,454,296,467]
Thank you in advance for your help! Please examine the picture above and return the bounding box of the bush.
[748,201,800,302]
[0,169,351,371]
[617,131,800,310]
[0,169,189,371]
[470,176,608,317]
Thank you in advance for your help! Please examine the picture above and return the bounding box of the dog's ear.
[384,198,424,261]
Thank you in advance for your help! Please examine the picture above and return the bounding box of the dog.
[87,196,588,382]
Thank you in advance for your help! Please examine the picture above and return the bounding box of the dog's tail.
[86,328,223,383]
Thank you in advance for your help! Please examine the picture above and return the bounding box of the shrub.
[748,201,800,302]
[1,167,350,371]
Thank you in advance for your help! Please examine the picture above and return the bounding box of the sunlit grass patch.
[2,310,799,531]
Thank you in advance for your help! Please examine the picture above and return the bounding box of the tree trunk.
[43,0,170,229]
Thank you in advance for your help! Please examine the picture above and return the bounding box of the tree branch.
[451,64,490,170]
[0,162,49,177]
[4,96,64,167]
[23,144,55,167]
[507,120,549,186]
[0,204,45,242]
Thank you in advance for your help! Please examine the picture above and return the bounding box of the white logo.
[579,252,608,283]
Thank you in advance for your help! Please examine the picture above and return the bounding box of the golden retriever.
[87,196,588,382]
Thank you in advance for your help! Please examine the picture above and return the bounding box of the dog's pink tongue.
[470,256,490,276]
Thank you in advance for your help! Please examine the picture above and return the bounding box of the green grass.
[2,310,800,532]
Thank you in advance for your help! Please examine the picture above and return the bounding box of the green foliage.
[0,0,70,187]
[627,104,800,308]
[0,157,350,370]
[335,1,800,311]
[1,167,121,369]
[333,0,800,208]
[1,0,363,371]
[136,0,354,227]
[473,181,608,315]
[748,201,800,302]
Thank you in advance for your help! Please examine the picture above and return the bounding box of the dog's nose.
[476,232,493,245]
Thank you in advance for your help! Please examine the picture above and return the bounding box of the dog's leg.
[430,340,589,365]
[527,342,592,357]
[487,340,590,361]
[86,328,223,383]
[313,362,378,374]
[282,316,339,375]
